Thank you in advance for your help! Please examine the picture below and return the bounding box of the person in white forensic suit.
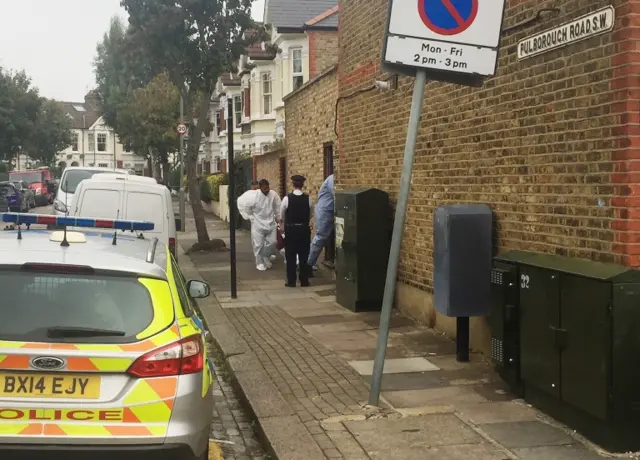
[237,179,282,271]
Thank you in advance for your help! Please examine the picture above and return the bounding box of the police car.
[0,213,214,459]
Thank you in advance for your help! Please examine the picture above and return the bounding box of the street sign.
[382,0,505,79]
[176,122,188,135]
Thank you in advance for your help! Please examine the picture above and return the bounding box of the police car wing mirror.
[187,280,210,299]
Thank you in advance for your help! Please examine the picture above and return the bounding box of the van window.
[78,189,121,218]
[61,169,124,194]
[125,191,165,232]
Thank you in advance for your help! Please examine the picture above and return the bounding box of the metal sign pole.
[369,69,427,406]
[227,97,238,299]
[178,92,186,232]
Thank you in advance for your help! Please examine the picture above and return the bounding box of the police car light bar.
[1,213,155,231]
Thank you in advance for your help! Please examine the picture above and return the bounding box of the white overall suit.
[237,189,282,270]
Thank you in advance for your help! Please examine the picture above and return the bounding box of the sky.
[0,0,266,102]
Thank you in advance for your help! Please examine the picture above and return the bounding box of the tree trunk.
[186,91,211,243]
[153,160,162,182]
[146,156,153,177]
[162,159,170,184]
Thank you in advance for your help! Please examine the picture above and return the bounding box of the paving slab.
[344,414,484,452]
[285,306,352,319]
[456,401,539,425]
[266,291,320,301]
[349,357,440,376]
[233,370,296,418]
[363,372,445,391]
[512,444,608,459]
[295,314,360,325]
[227,350,263,373]
[478,421,575,448]
[303,321,376,334]
[209,323,249,356]
[220,301,265,309]
[260,415,326,460]
[383,386,488,409]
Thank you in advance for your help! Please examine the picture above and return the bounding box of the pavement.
[178,208,622,460]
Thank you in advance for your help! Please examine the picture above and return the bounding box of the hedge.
[206,173,228,202]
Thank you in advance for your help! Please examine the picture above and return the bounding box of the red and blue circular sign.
[419,0,478,36]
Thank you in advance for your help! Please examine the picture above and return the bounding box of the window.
[262,72,272,115]
[0,271,155,344]
[60,169,123,194]
[87,132,95,152]
[97,133,107,152]
[292,48,303,90]
[71,133,79,152]
[98,163,108,168]
[216,112,221,135]
[234,95,242,128]
[124,144,131,153]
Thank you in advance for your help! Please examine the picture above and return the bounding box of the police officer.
[279,175,313,287]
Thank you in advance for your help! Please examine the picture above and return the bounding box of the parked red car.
[8,168,54,206]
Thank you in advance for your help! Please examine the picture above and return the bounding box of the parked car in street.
[0,193,8,213]
[0,212,214,459]
[10,181,36,209]
[53,166,130,217]
[8,168,54,206]
[0,182,28,212]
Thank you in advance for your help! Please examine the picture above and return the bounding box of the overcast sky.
[0,0,265,102]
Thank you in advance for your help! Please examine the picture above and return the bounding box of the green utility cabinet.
[335,188,391,312]
[496,251,640,453]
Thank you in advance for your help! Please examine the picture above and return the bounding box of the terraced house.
[208,0,339,186]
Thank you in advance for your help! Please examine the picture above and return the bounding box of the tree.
[117,71,180,181]
[0,68,41,163]
[121,0,266,244]
[27,99,73,165]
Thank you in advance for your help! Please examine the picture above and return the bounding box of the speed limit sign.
[176,122,188,135]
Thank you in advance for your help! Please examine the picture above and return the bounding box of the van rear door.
[75,186,123,219]
[124,191,166,241]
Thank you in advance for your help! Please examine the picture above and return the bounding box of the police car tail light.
[169,237,176,256]
[127,335,204,378]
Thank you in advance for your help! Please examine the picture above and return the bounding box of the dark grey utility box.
[433,204,492,317]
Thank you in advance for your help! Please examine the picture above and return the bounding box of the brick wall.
[338,0,640,348]
[255,150,285,197]
[309,31,340,79]
[285,65,338,202]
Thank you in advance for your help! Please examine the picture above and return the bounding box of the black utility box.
[496,250,640,453]
[335,188,390,312]
[490,256,522,397]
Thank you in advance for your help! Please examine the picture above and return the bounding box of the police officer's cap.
[291,175,306,183]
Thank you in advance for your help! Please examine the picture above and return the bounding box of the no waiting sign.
[382,0,505,79]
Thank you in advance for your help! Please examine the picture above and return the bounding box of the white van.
[54,166,132,217]
[70,174,180,257]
